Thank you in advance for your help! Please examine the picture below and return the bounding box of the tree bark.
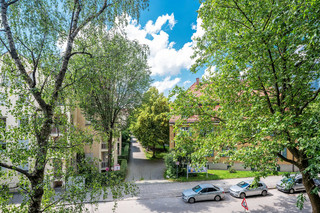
[107,130,113,170]
[152,144,156,158]
[28,175,45,213]
[300,164,320,213]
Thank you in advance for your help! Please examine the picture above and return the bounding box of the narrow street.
[126,137,167,182]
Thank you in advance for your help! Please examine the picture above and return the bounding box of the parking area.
[88,189,312,213]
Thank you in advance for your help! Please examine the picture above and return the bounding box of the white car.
[182,183,225,203]
[229,180,268,198]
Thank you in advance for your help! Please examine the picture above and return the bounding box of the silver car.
[182,183,225,203]
[229,180,268,198]
[276,174,319,193]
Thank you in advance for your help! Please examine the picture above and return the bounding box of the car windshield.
[192,185,202,193]
[281,177,294,183]
[237,181,249,188]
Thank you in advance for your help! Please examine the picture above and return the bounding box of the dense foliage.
[172,0,320,211]
[131,87,169,158]
[72,30,151,169]
[0,0,148,212]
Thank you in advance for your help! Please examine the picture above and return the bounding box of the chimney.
[196,78,199,85]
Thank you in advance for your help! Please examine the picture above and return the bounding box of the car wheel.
[240,193,246,199]
[289,188,294,194]
[261,190,267,196]
[214,195,221,201]
[188,197,195,204]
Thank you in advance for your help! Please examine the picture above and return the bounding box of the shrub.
[228,167,237,173]
[114,159,127,180]
[164,152,177,178]
[121,129,131,145]
[118,144,130,162]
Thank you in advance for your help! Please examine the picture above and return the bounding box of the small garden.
[143,144,169,160]
[164,152,289,182]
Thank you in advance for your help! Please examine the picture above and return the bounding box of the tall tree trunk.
[300,163,320,213]
[152,144,156,158]
[107,130,113,170]
[28,174,45,213]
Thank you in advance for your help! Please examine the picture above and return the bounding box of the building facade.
[169,78,297,172]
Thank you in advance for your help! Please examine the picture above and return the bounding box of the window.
[201,188,208,193]
[200,127,214,137]
[281,148,287,158]
[180,127,192,136]
[207,187,216,192]
[296,178,302,184]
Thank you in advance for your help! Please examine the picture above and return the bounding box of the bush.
[118,144,130,162]
[228,167,237,173]
[164,152,177,178]
[121,129,131,145]
[114,159,127,180]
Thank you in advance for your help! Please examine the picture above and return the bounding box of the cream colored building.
[71,108,122,173]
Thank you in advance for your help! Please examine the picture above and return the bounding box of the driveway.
[126,137,167,182]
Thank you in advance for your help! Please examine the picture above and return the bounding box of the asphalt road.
[86,189,312,213]
[126,137,166,182]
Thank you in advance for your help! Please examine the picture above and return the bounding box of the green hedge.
[114,159,127,180]
[118,144,130,161]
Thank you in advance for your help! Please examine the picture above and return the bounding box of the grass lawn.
[143,144,169,160]
[169,170,289,182]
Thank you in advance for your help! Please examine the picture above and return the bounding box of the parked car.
[229,180,268,198]
[276,174,320,193]
[314,178,320,189]
[182,183,225,203]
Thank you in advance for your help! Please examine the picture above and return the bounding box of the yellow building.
[169,78,297,172]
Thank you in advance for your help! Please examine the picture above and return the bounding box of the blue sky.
[122,0,207,96]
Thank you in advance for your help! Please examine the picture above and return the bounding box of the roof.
[199,183,214,188]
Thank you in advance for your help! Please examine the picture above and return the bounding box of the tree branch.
[1,0,48,109]
[277,153,298,166]
[257,76,275,114]
[32,33,47,88]
[232,0,256,30]
[299,87,320,114]
[40,194,67,212]
[0,162,31,178]
[7,0,19,6]
[267,48,281,110]
[262,0,274,31]
[72,1,112,37]
[0,37,10,52]
[70,51,92,58]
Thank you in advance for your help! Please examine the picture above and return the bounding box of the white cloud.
[183,80,191,86]
[191,17,205,41]
[202,65,216,80]
[115,10,205,83]
[122,14,195,76]
[145,13,176,34]
[151,77,181,93]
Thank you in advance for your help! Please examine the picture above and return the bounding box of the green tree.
[131,87,169,158]
[0,0,148,212]
[173,0,320,211]
[73,30,151,170]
